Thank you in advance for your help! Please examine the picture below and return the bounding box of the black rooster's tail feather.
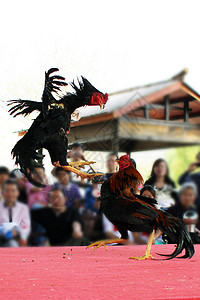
[157,210,195,259]
[12,139,45,188]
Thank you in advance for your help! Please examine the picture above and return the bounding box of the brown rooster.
[87,155,194,260]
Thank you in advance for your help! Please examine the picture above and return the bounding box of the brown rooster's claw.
[86,239,126,251]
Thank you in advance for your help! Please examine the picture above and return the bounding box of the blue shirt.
[52,182,81,208]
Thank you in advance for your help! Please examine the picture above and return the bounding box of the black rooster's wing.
[8,68,68,118]
[60,76,101,114]
[42,68,68,117]
[8,99,42,117]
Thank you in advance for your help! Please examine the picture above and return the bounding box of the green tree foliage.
[166,145,200,186]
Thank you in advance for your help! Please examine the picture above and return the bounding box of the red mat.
[0,244,199,300]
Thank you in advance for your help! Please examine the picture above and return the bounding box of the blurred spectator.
[0,167,9,201]
[82,153,118,241]
[84,152,119,214]
[145,159,176,209]
[52,143,92,199]
[105,153,118,180]
[178,152,200,206]
[31,188,88,246]
[167,183,200,244]
[82,181,104,241]
[102,214,134,243]
[52,167,81,209]
[10,169,27,204]
[0,179,30,247]
[67,142,86,162]
[85,183,100,213]
[168,183,197,219]
[68,143,93,185]
[140,185,156,198]
[133,185,156,245]
[129,158,143,194]
[25,167,51,209]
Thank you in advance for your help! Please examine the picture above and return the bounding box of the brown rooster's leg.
[53,162,103,180]
[86,239,127,251]
[129,230,155,260]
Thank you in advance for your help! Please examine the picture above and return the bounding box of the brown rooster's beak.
[115,159,119,163]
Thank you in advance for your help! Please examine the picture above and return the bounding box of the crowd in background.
[0,142,200,247]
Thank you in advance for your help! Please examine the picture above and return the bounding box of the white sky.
[0,0,199,174]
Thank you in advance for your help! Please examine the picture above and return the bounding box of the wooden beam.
[181,82,200,102]
[164,95,169,121]
[144,106,149,119]
[184,99,189,122]
[68,117,200,152]
[113,81,184,118]
[170,111,200,120]
[71,112,114,128]
[118,116,200,145]
[170,96,195,104]
[133,103,192,112]
[112,119,119,153]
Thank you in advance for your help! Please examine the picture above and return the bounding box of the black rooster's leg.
[86,239,127,251]
[129,230,155,260]
[54,162,104,180]
[68,161,96,170]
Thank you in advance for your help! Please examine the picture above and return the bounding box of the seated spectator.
[178,152,200,206]
[167,182,200,244]
[0,179,30,247]
[25,167,51,209]
[10,169,28,204]
[31,188,89,246]
[145,158,176,209]
[82,154,118,240]
[168,183,198,219]
[52,167,81,209]
[140,185,156,199]
[102,214,134,243]
[82,181,104,241]
[85,183,101,213]
[133,185,157,245]
[67,142,87,163]
[0,167,10,201]
[52,143,92,200]
[105,153,118,180]
[67,143,94,200]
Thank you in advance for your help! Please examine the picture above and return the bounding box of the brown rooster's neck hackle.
[109,161,144,198]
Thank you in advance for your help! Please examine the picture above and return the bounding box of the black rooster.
[87,155,195,260]
[8,68,108,187]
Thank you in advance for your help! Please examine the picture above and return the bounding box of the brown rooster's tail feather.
[157,210,195,259]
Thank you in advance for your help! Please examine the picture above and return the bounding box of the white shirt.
[155,184,175,209]
[0,200,31,240]
[102,214,134,241]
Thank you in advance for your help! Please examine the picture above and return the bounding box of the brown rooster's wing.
[105,194,158,226]
[118,195,158,220]
[131,193,158,207]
